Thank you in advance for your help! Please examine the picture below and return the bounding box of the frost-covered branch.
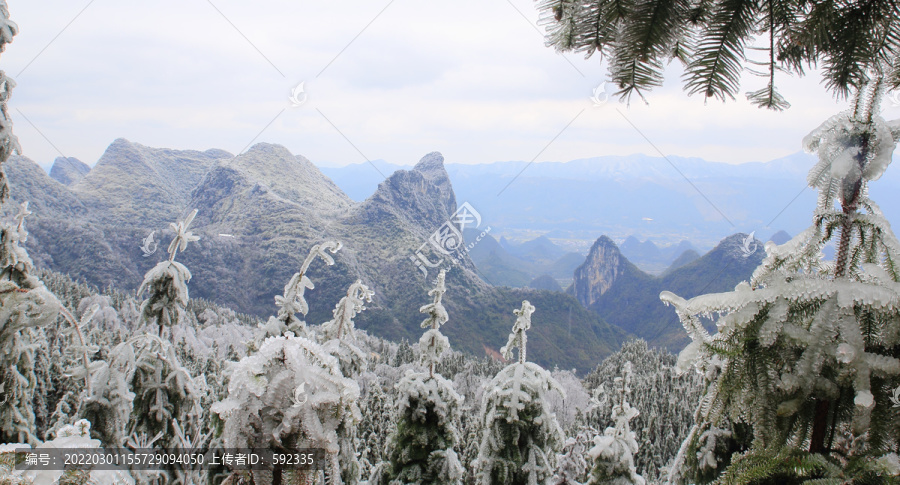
[500,300,534,365]
[58,304,99,397]
[321,279,373,342]
[273,240,342,332]
[138,210,200,336]
[166,209,199,263]
[660,78,900,482]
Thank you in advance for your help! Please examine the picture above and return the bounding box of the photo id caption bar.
[13,448,326,471]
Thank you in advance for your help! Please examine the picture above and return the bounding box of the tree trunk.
[809,399,831,454]
[810,130,869,454]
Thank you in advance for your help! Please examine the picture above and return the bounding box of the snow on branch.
[273,240,342,332]
[500,300,535,365]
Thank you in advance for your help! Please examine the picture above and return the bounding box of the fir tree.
[261,240,341,341]
[586,362,645,485]
[320,279,374,377]
[129,211,206,483]
[662,77,900,483]
[320,279,374,485]
[213,242,360,485]
[0,2,61,446]
[582,339,702,482]
[376,269,465,485]
[0,202,59,445]
[60,211,206,483]
[474,300,566,485]
[138,209,199,337]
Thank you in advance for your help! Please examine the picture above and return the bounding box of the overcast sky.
[5,0,890,170]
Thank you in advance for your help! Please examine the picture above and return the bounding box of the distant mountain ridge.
[70,138,231,226]
[321,152,900,250]
[48,157,90,186]
[570,233,765,350]
[463,229,583,288]
[5,139,624,372]
[619,236,699,274]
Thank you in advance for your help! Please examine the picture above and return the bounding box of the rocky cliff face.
[4,140,623,372]
[571,236,632,308]
[48,157,90,186]
[570,233,764,350]
[354,152,459,237]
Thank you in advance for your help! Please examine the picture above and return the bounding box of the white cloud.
[3,0,853,169]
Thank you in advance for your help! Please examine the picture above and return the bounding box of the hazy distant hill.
[663,249,701,275]
[570,233,765,350]
[528,274,563,292]
[464,229,584,288]
[619,236,699,274]
[769,230,792,244]
[320,159,408,201]
[320,153,900,250]
[6,140,624,372]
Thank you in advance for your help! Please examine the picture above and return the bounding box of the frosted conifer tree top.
[419,269,452,377]
[500,300,535,365]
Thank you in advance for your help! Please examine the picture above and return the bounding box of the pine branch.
[745,0,794,110]
[609,0,689,100]
[684,0,758,101]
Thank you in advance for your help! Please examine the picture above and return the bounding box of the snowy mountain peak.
[716,232,764,261]
[48,156,90,186]
[363,151,458,232]
[242,142,294,158]
[69,139,228,226]
[413,151,445,174]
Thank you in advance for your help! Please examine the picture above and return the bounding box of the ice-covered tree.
[320,278,374,377]
[59,303,135,448]
[320,279,374,485]
[375,269,465,485]
[129,210,204,447]
[552,428,592,485]
[0,0,19,187]
[213,333,360,485]
[213,242,360,485]
[581,339,701,482]
[662,76,900,483]
[0,202,60,445]
[138,209,199,337]
[586,362,645,485]
[0,4,61,446]
[419,269,451,379]
[60,212,206,484]
[259,240,342,341]
[474,300,566,485]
